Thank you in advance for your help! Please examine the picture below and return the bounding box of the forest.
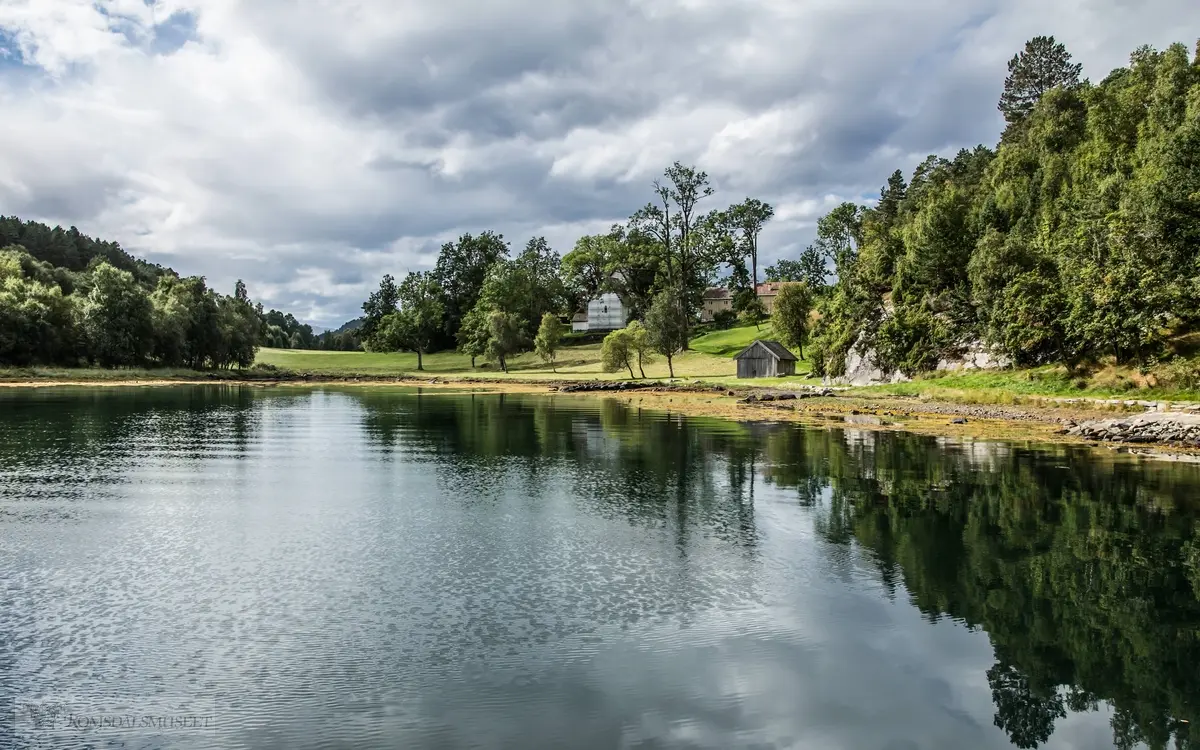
[805,37,1200,379]
[0,216,359,369]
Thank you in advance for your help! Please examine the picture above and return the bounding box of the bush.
[711,309,737,330]
[1157,358,1200,391]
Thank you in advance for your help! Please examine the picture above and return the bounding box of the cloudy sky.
[0,1,1196,328]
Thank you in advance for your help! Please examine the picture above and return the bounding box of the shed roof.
[734,339,798,362]
[571,312,588,322]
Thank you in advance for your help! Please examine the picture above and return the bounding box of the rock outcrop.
[1064,412,1200,447]
[828,338,1012,387]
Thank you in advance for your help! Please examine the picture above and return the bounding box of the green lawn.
[254,325,819,384]
[689,323,778,356]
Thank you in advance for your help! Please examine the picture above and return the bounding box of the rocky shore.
[1064,412,1200,448]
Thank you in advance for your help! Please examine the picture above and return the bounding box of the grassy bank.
[856,365,1200,404]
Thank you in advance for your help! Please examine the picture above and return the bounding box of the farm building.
[734,340,798,379]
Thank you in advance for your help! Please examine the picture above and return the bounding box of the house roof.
[571,312,588,322]
[703,287,731,300]
[755,281,799,295]
[734,339,798,362]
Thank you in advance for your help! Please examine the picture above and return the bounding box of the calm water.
[1,387,1198,750]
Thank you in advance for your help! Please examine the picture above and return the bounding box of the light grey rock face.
[834,342,911,387]
[936,342,1013,372]
[827,337,1009,386]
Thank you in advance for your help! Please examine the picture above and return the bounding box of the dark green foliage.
[534,312,565,370]
[807,37,1200,377]
[600,328,636,378]
[434,231,510,344]
[999,35,1084,128]
[771,283,813,359]
[0,218,276,369]
[0,216,166,286]
[645,291,689,379]
[485,310,522,372]
[710,309,737,330]
[375,272,445,370]
[360,274,399,349]
[81,263,155,367]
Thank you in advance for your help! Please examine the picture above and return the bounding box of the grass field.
[254,324,818,384]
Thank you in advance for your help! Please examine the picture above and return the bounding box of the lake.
[1,386,1197,750]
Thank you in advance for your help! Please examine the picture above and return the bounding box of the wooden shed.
[734,340,798,379]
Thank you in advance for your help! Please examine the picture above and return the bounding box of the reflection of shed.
[734,340,798,379]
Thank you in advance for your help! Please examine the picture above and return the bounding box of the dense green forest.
[0,217,359,368]
[804,37,1200,378]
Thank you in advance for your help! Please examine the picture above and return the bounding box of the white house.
[583,292,627,332]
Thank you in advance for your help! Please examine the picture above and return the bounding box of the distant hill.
[333,318,364,334]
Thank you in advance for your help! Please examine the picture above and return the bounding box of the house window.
[603,305,608,313]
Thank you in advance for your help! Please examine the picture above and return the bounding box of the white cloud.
[0,0,1197,326]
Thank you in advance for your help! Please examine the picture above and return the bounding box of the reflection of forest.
[351,389,765,552]
[763,427,1200,750]
[3,387,1198,749]
[353,389,1200,750]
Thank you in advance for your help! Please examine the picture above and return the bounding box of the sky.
[0,1,1197,329]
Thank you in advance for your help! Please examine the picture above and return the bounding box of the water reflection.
[0,386,1197,749]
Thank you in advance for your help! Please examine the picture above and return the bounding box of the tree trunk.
[626,361,635,379]
[751,236,758,291]
[471,355,476,368]
[417,349,423,371]
[667,354,674,379]
[637,354,646,379]
[500,356,508,374]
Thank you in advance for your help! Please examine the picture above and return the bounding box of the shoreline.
[5,374,1199,457]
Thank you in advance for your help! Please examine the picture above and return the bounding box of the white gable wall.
[586,293,626,331]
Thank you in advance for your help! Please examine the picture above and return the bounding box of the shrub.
[711,309,737,330]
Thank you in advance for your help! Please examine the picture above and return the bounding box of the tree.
[644,291,688,378]
[766,247,828,292]
[727,198,775,289]
[772,283,813,359]
[600,328,636,379]
[485,310,522,373]
[626,320,654,378]
[630,162,717,349]
[380,271,445,371]
[80,262,154,367]
[561,233,613,313]
[738,295,767,328]
[534,312,565,371]
[434,231,509,342]
[361,274,399,349]
[999,36,1083,128]
[815,203,863,280]
[514,236,568,330]
[457,305,490,368]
